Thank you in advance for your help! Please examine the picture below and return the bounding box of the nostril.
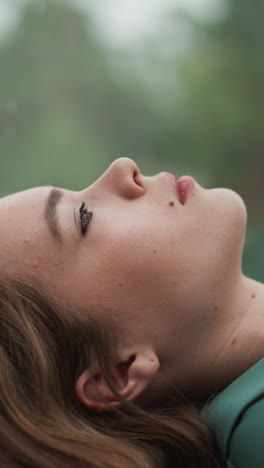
[133,169,143,188]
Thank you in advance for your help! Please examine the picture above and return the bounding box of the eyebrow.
[44,187,63,243]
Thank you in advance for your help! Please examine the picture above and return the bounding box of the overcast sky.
[0,0,225,45]
[77,0,225,46]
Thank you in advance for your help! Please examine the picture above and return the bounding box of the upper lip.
[163,172,181,203]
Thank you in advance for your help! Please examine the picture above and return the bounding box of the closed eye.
[78,202,93,236]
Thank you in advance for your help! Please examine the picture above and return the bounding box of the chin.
[225,188,247,225]
[210,186,247,220]
[207,187,248,244]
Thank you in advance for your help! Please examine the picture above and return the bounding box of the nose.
[98,157,145,199]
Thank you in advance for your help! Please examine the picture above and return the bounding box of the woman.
[0,157,263,467]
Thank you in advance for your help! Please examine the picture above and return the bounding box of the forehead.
[0,186,50,209]
[0,186,52,269]
[0,186,51,237]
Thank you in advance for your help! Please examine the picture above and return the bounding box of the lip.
[176,176,195,205]
[164,172,195,205]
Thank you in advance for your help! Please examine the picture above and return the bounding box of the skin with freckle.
[1,157,264,400]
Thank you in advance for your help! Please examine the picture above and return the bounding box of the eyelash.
[79,201,93,235]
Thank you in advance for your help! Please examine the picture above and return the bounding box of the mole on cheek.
[32,260,39,268]
[169,201,175,207]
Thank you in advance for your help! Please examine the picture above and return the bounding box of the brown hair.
[0,270,225,468]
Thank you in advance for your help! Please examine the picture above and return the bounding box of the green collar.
[205,357,264,459]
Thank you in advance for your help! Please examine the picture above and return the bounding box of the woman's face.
[0,158,247,355]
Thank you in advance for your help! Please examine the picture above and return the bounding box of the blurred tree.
[145,0,264,224]
[0,0,156,194]
[243,222,264,283]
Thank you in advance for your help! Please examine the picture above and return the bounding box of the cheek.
[94,227,184,301]
[59,189,246,308]
[64,232,165,307]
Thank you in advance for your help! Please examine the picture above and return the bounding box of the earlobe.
[75,347,160,412]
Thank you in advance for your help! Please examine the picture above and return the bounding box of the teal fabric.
[205,357,264,467]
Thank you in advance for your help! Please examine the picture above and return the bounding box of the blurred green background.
[0,0,263,281]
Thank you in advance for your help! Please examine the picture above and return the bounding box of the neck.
[204,274,264,393]
[138,273,264,409]
[153,275,264,405]
[186,274,264,401]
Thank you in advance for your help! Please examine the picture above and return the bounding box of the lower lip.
[176,176,195,205]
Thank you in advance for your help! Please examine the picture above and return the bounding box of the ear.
[75,346,160,412]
